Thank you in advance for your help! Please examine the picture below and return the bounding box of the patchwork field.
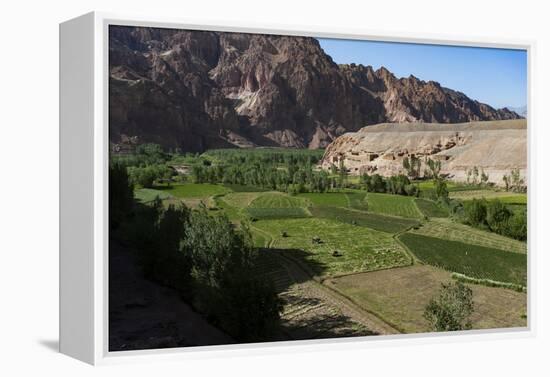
[325,265,527,333]
[399,233,527,285]
[414,198,449,218]
[136,177,527,338]
[410,218,527,254]
[366,193,422,218]
[309,206,418,234]
[449,189,527,202]
[297,192,349,207]
[253,218,411,277]
[249,193,310,208]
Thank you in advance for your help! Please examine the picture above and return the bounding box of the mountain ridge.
[109,26,522,152]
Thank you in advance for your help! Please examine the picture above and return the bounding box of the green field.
[247,207,311,220]
[346,192,369,210]
[253,218,411,277]
[249,193,310,208]
[410,218,526,254]
[366,193,422,219]
[157,183,230,198]
[297,192,350,207]
[221,192,263,208]
[309,206,418,234]
[326,265,527,333]
[399,233,527,285]
[414,198,449,218]
[134,188,173,203]
[449,189,527,202]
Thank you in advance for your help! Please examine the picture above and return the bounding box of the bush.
[424,281,474,332]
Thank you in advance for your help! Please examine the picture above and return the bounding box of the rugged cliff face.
[320,119,527,185]
[109,26,521,152]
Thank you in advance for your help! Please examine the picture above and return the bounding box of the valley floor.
[119,180,527,346]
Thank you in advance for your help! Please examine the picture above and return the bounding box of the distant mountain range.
[109,26,523,152]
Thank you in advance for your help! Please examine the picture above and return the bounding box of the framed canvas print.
[59,12,532,365]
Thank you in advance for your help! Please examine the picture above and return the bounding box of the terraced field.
[138,177,527,337]
[366,193,422,218]
[309,206,418,234]
[399,233,527,285]
[297,192,349,207]
[449,189,527,202]
[254,218,411,277]
[249,193,310,208]
[410,218,526,254]
[248,207,311,220]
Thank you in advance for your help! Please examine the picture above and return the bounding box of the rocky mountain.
[109,26,522,152]
[320,119,527,185]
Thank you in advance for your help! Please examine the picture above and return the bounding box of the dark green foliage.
[462,198,526,241]
[128,164,173,188]
[463,198,488,226]
[433,178,449,202]
[486,200,512,234]
[215,274,282,342]
[424,281,474,332]
[309,206,419,233]
[361,173,417,197]
[503,208,527,241]
[183,208,282,340]
[109,163,134,229]
[189,148,331,193]
[111,167,282,341]
[399,233,527,285]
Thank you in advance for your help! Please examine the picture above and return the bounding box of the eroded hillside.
[321,120,527,185]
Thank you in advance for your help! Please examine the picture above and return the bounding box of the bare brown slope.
[321,120,526,185]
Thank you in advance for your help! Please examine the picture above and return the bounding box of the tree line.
[110,163,282,342]
[459,198,527,241]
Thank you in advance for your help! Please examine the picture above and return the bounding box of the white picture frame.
[59,11,535,365]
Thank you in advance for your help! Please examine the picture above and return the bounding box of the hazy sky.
[318,38,527,109]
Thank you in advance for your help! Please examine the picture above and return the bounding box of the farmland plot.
[410,218,526,254]
[253,218,411,277]
[366,193,422,219]
[158,183,230,198]
[249,193,310,208]
[297,192,349,207]
[414,198,449,218]
[309,206,418,234]
[326,265,526,333]
[399,233,527,285]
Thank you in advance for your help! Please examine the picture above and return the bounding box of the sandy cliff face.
[321,120,527,185]
[109,26,521,152]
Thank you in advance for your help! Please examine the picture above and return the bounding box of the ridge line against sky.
[317,38,527,109]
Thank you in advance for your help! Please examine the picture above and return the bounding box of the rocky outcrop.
[109,26,522,152]
[321,119,527,185]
